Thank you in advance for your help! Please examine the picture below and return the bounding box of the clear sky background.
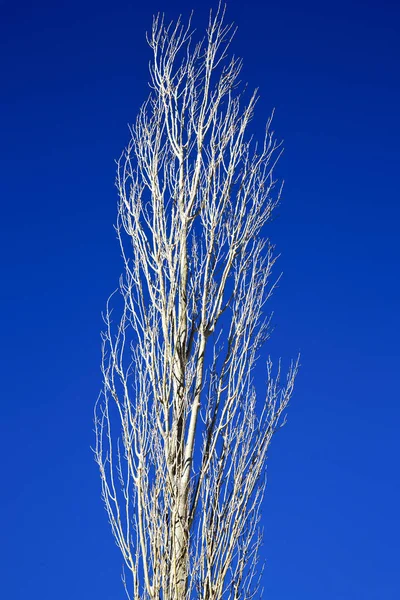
[1,0,399,598]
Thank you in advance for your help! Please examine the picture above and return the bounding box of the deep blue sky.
[1,0,399,598]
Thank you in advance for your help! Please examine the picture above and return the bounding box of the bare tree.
[94,5,298,600]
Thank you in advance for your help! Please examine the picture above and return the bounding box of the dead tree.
[95,6,298,599]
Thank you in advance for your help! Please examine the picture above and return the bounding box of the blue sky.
[1,0,399,598]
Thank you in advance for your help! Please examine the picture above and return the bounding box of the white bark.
[94,6,298,599]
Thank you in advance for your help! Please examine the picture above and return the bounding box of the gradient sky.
[1,1,399,598]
